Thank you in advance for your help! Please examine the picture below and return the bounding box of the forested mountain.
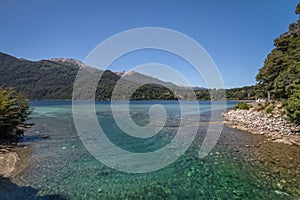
[0,52,181,100]
[0,52,78,99]
[0,51,260,101]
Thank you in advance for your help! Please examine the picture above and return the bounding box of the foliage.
[266,104,275,114]
[0,87,32,141]
[285,90,300,124]
[131,84,177,100]
[225,86,256,100]
[254,3,300,124]
[195,89,211,100]
[0,53,78,99]
[296,2,300,15]
[0,52,260,101]
[233,102,250,110]
[193,86,257,101]
[256,4,300,100]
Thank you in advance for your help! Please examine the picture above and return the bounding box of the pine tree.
[0,87,32,142]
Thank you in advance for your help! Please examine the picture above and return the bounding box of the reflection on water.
[9,101,300,199]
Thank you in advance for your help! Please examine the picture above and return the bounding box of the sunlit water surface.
[10,101,299,199]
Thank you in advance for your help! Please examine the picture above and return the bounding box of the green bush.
[0,87,32,141]
[285,90,300,124]
[264,101,270,107]
[266,105,275,114]
[233,102,250,110]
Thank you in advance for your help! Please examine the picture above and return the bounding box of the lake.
[10,100,300,199]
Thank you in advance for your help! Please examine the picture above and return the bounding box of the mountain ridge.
[0,52,181,100]
[0,51,258,100]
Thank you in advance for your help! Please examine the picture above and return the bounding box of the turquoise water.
[12,101,299,199]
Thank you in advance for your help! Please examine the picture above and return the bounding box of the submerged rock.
[42,134,49,139]
[274,190,289,196]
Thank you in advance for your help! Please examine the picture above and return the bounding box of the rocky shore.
[224,103,300,146]
[0,145,28,178]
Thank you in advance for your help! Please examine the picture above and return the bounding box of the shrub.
[266,105,275,114]
[233,102,250,110]
[285,90,300,124]
[264,101,270,107]
[0,87,32,142]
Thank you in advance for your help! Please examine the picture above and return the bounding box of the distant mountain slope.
[116,70,178,89]
[0,52,258,100]
[0,52,78,99]
[0,52,179,100]
[49,58,96,70]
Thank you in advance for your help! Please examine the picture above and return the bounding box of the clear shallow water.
[11,101,299,199]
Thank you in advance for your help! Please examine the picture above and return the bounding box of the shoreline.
[223,105,300,196]
[0,107,300,197]
[0,145,30,179]
[223,105,300,146]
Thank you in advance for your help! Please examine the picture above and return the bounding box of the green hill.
[0,51,260,101]
[0,52,78,99]
[0,52,180,100]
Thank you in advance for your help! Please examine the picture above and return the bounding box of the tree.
[285,89,300,124]
[296,2,300,15]
[255,3,300,125]
[256,3,300,100]
[0,87,32,142]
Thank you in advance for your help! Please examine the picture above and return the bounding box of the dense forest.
[0,52,178,100]
[255,3,300,123]
[256,3,300,100]
[0,53,78,99]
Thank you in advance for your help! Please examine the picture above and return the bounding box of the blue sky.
[0,0,299,88]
